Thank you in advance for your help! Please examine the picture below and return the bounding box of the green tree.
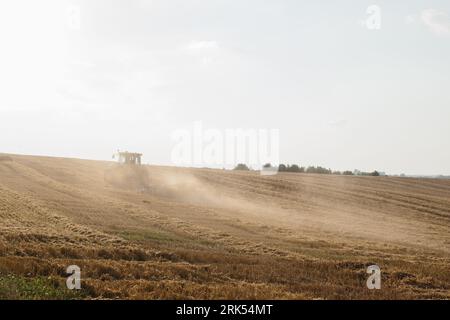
[287,164,301,172]
[234,163,250,171]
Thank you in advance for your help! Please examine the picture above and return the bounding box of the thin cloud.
[420,9,450,36]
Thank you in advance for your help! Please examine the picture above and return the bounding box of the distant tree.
[234,163,250,171]
[354,169,373,176]
[287,164,301,173]
[306,166,332,174]
[268,162,383,177]
[275,164,305,173]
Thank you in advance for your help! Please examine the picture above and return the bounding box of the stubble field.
[1,153,449,299]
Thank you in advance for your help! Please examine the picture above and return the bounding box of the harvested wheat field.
[0,153,449,299]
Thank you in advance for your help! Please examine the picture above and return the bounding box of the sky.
[0,0,449,175]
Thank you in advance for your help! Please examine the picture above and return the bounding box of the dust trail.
[137,167,450,252]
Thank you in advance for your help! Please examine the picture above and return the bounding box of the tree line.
[234,163,381,176]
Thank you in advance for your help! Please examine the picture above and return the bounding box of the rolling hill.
[1,153,449,299]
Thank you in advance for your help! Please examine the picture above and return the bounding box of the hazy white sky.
[1,0,449,175]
